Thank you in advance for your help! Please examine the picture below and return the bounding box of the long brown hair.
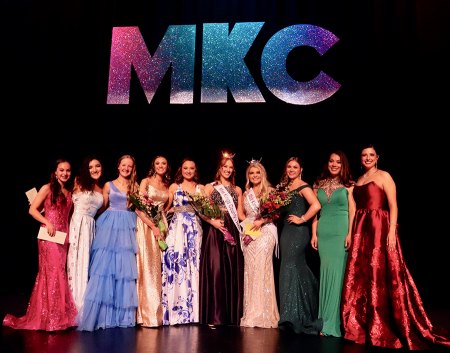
[214,155,236,186]
[315,150,353,187]
[146,155,172,187]
[49,158,72,205]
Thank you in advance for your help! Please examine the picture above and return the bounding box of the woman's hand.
[45,222,56,236]
[211,218,226,232]
[152,226,161,239]
[311,234,318,250]
[251,218,264,230]
[287,214,302,224]
[344,234,352,250]
[387,231,396,251]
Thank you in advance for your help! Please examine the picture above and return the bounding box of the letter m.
[107,26,196,104]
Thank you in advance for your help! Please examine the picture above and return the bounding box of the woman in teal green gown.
[311,150,355,337]
[278,156,323,335]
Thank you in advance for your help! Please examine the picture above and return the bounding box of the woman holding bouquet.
[3,159,77,331]
[162,158,204,325]
[278,156,322,335]
[135,155,171,327]
[199,152,244,326]
[239,159,280,328]
[77,154,139,331]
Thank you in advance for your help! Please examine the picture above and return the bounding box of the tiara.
[221,151,236,159]
[246,157,262,165]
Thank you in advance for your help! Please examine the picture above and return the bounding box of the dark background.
[2,0,449,308]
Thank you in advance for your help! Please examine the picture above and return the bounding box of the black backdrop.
[2,0,449,308]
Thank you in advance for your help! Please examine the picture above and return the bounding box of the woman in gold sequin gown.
[135,156,171,327]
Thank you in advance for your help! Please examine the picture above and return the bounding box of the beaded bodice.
[314,178,344,203]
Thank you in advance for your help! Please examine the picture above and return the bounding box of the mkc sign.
[107,23,340,105]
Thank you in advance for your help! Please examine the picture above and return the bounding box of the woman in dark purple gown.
[199,152,244,326]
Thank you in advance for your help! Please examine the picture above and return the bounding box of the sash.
[246,188,260,215]
[214,183,243,233]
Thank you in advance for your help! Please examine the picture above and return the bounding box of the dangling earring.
[375,161,378,169]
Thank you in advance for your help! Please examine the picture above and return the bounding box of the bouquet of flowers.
[185,191,236,246]
[129,192,168,251]
[259,183,295,222]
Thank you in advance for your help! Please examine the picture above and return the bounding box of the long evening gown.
[3,191,77,331]
[136,184,168,327]
[77,181,138,331]
[199,185,244,326]
[315,184,349,337]
[278,185,322,334]
[342,181,450,349]
[67,190,103,311]
[240,192,279,328]
[162,184,203,325]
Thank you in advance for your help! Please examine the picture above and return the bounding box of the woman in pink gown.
[3,159,77,331]
[341,144,450,349]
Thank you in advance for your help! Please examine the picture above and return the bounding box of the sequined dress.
[199,184,244,326]
[136,184,168,327]
[67,191,103,311]
[162,184,203,325]
[278,185,322,334]
[342,181,450,349]
[315,180,349,337]
[76,181,138,331]
[240,191,279,328]
[3,191,77,331]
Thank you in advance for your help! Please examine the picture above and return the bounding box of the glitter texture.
[261,24,340,105]
[107,26,196,104]
[201,22,265,103]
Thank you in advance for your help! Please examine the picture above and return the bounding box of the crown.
[221,151,236,159]
[246,157,262,165]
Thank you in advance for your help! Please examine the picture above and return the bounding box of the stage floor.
[1,294,450,353]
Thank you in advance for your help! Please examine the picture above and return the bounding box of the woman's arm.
[29,184,53,234]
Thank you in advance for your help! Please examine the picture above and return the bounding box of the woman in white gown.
[67,156,104,311]
[239,160,280,328]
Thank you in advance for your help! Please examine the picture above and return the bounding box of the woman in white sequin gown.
[239,160,279,328]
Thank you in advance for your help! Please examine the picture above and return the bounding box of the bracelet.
[301,215,307,223]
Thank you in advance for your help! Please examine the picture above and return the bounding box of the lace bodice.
[210,184,238,207]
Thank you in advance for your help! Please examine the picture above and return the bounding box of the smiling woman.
[341,144,450,350]
[3,159,77,331]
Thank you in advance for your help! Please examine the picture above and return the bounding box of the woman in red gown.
[341,144,450,350]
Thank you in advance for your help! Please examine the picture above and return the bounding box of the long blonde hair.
[245,161,272,199]
[116,154,138,207]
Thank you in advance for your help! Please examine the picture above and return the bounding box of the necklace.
[363,168,378,179]
[116,178,128,188]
